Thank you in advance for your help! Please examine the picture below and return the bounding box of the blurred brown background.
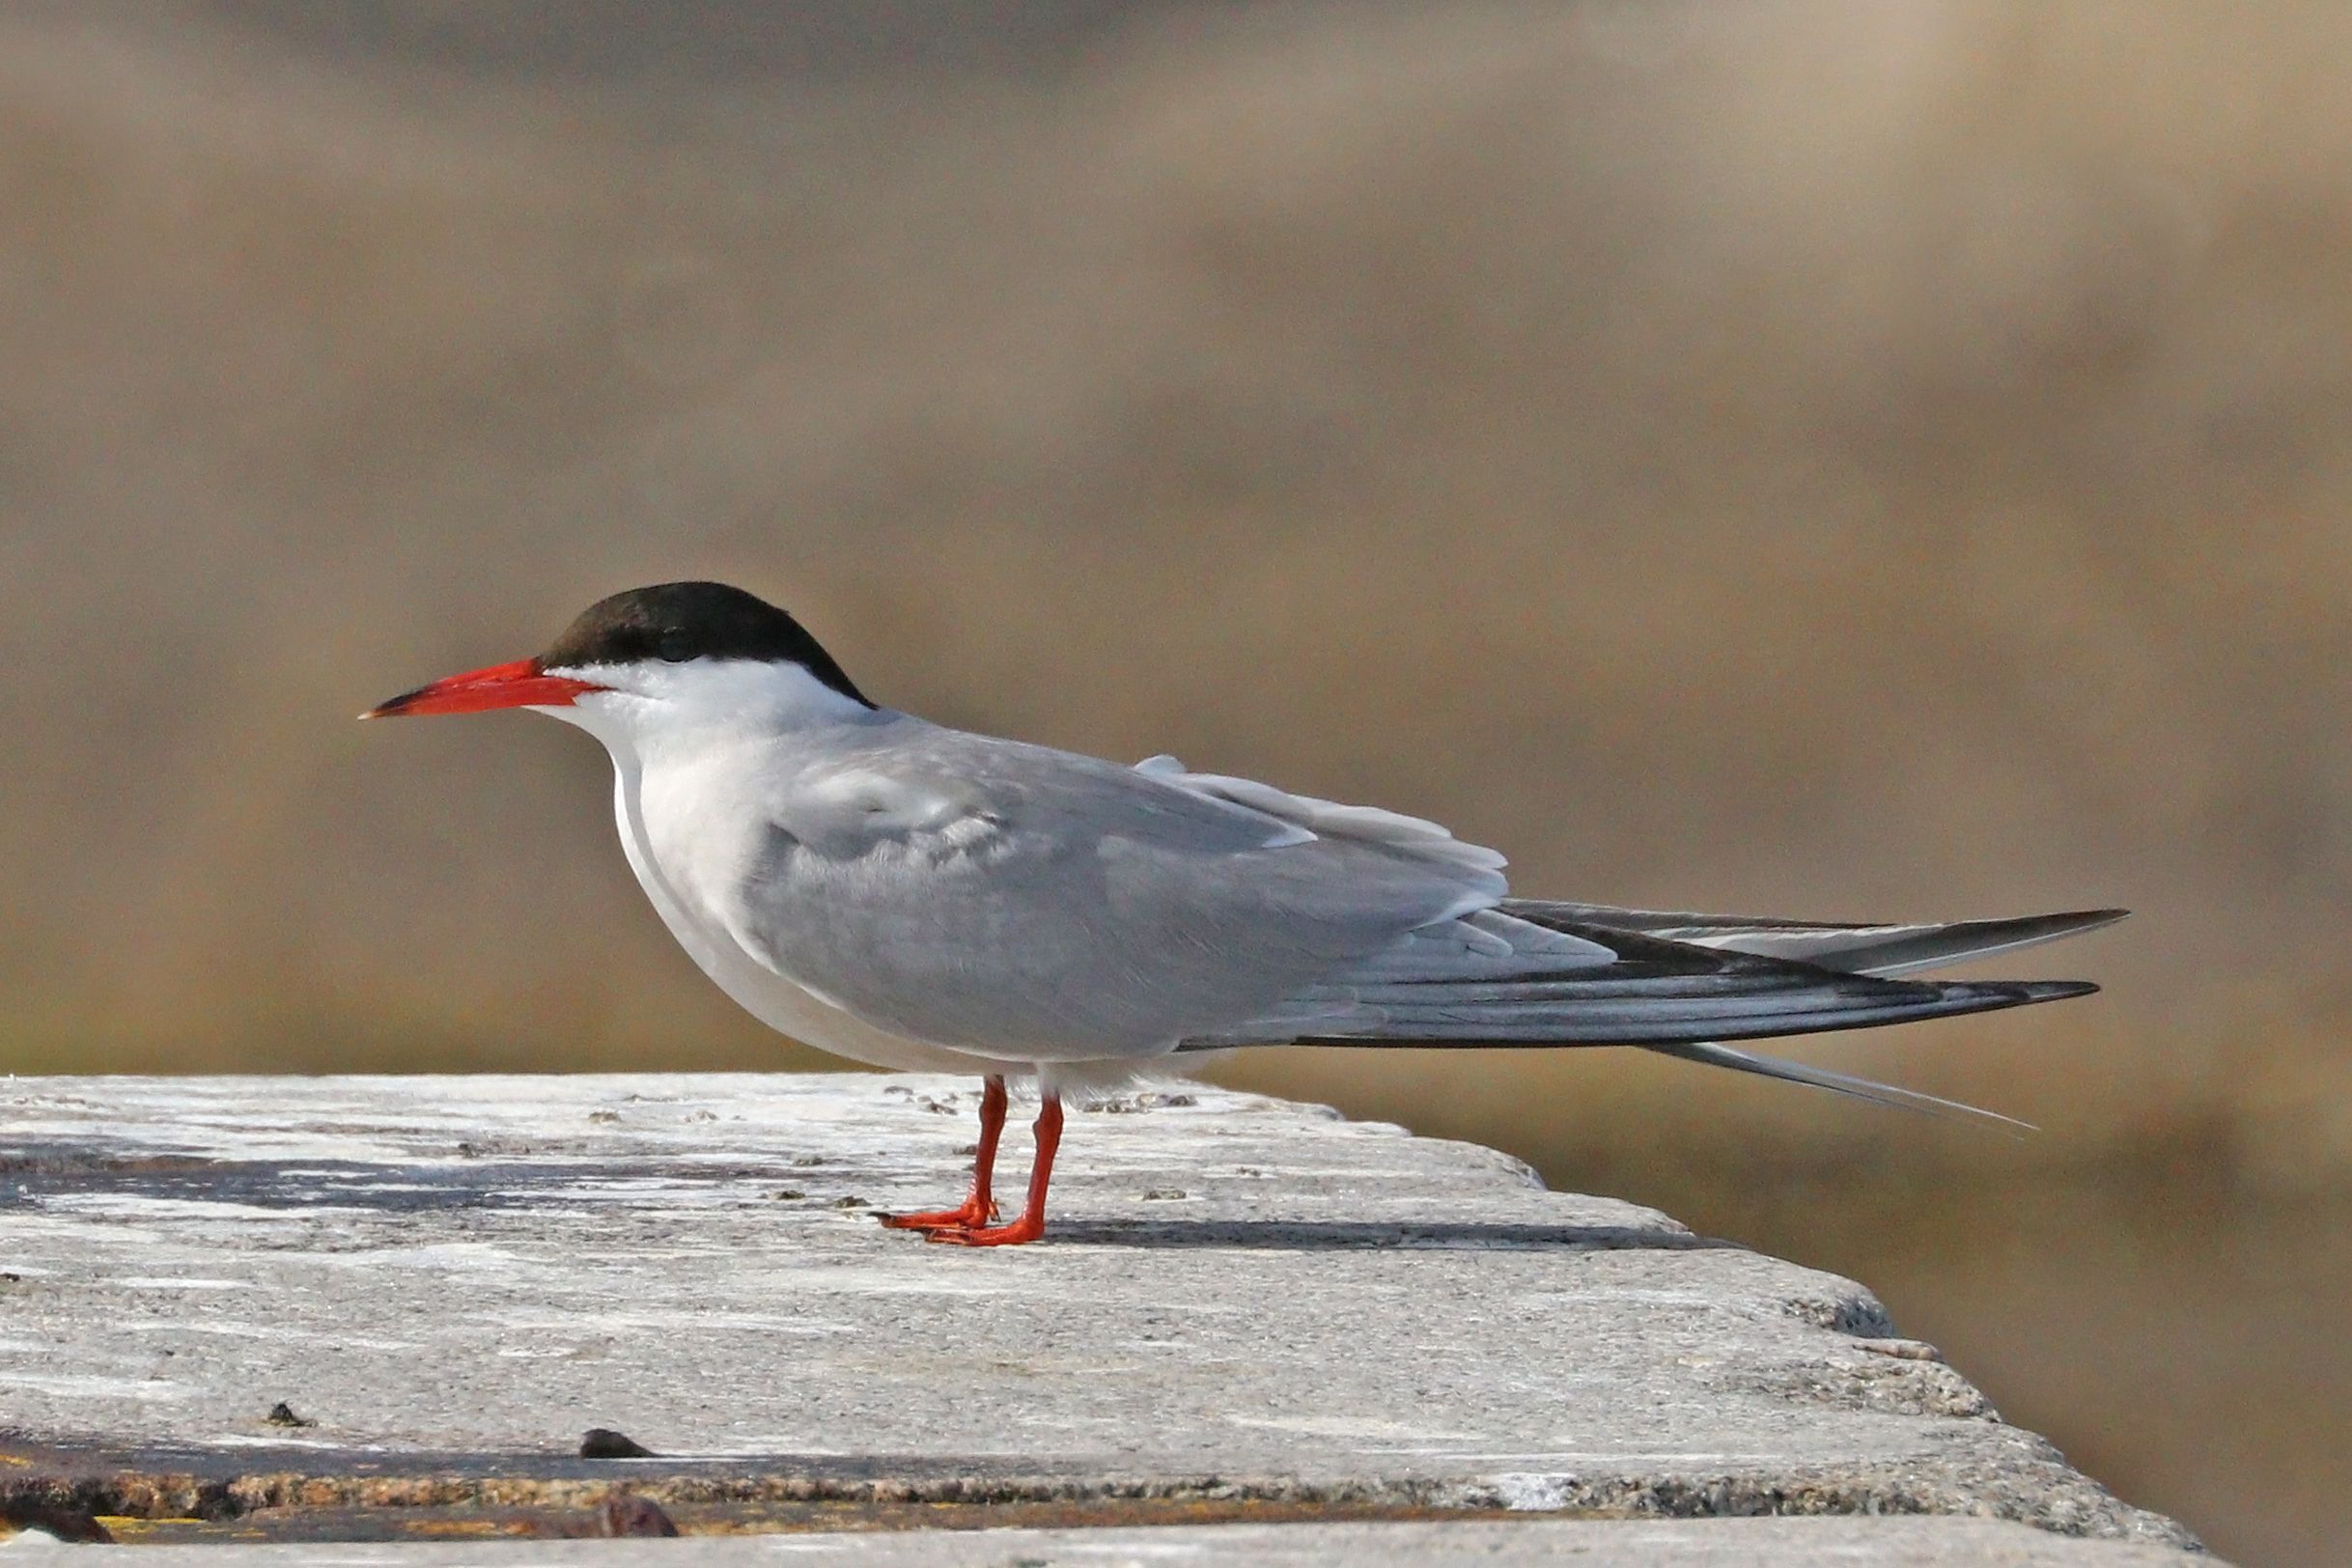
[3,2,2346,1560]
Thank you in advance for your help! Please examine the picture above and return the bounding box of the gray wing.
[714,720,2113,1121]
[714,725,1516,1060]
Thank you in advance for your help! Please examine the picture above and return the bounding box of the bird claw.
[879,1199,1000,1231]
[924,1217,1045,1246]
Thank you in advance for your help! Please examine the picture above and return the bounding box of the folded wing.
[725,735,1517,1059]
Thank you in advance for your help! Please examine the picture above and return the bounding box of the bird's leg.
[929,1091,1062,1246]
[880,1075,1007,1230]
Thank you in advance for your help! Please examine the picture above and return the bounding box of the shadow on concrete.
[0,1152,794,1214]
[1045,1218,1736,1252]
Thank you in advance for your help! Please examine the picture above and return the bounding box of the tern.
[366,581,2120,1246]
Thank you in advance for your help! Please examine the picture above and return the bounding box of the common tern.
[366,581,2119,1246]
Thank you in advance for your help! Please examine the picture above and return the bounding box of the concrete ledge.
[0,1075,2199,1557]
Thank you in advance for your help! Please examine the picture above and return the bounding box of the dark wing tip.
[2007,978,2100,1004]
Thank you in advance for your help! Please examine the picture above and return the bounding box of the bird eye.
[656,630,693,663]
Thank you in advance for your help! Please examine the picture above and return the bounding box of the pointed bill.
[361,658,603,719]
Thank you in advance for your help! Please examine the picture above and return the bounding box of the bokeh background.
[4,2,2346,1559]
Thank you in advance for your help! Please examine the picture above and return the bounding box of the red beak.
[361,658,604,719]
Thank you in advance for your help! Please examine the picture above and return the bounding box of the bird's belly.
[701,950,1000,1075]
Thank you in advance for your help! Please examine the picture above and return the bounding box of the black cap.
[539,582,872,708]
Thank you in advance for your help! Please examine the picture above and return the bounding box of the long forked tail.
[1182,905,2122,1128]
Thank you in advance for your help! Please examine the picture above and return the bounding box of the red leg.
[929,1092,1061,1246]
[881,1076,1007,1231]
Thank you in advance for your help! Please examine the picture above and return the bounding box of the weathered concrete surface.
[0,1075,2198,1556]
[51,1518,2207,1564]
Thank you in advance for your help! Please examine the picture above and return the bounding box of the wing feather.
[1501,900,2127,977]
